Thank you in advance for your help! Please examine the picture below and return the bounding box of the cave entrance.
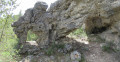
[90,26,108,34]
[85,17,109,34]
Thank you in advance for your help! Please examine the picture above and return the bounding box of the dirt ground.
[20,36,120,62]
[58,36,120,62]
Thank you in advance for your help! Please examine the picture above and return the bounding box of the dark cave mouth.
[90,26,108,34]
[85,16,110,34]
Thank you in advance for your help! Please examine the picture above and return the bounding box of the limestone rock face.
[12,0,120,48]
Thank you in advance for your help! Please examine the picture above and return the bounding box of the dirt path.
[83,42,118,62]
[64,36,119,62]
[20,37,120,62]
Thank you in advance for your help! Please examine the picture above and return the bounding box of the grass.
[79,54,86,62]
[45,42,65,56]
[69,27,87,38]
[101,41,118,53]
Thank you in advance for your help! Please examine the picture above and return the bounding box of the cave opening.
[90,26,108,34]
[85,16,110,35]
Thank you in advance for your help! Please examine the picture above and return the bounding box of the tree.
[0,0,20,61]
[0,0,18,42]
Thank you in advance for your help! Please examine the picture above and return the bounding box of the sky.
[13,0,57,15]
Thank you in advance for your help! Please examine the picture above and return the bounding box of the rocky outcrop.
[70,51,81,62]
[20,53,81,62]
[12,0,120,49]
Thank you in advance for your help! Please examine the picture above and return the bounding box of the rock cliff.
[12,0,120,49]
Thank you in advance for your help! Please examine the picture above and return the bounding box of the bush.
[45,42,65,56]
[69,27,87,38]
[27,31,38,41]
[101,42,117,53]
[0,15,21,62]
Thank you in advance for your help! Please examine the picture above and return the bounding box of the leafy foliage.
[45,42,65,56]
[0,0,21,61]
[27,31,38,41]
[0,14,20,62]
[0,11,37,62]
[69,27,87,38]
[80,54,86,62]
[0,0,18,17]
[101,42,118,53]
[0,0,18,42]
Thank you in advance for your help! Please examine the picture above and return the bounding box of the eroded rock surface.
[12,0,120,49]
[19,37,120,62]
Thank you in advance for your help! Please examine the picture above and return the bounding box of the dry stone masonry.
[12,0,120,49]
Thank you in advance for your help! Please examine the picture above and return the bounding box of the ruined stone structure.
[12,0,120,49]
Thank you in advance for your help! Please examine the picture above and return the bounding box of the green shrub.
[79,54,86,62]
[45,42,65,56]
[101,42,117,53]
[27,31,38,41]
[69,28,87,37]
[0,15,21,62]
